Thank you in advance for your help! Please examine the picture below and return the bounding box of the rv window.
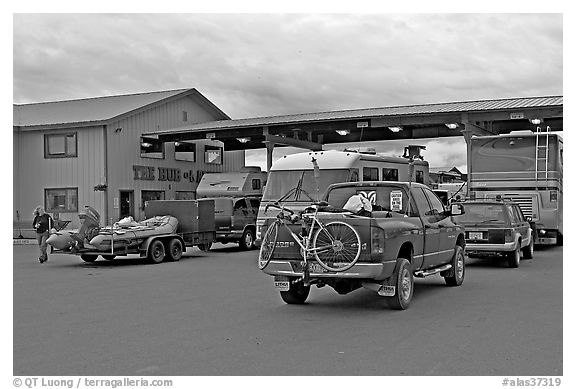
[382,168,399,181]
[415,171,424,184]
[349,169,359,182]
[263,169,350,202]
[252,179,261,190]
[363,167,379,181]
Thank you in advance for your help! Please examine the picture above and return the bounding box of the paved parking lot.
[13,243,562,376]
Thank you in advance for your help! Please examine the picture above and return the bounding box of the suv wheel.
[444,246,465,286]
[386,258,413,310]
[239,229,255,250]
[280,279,310,304]
[522,236,534,260]
[507,243,520,268]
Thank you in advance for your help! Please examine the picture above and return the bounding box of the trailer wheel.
[168,239,183,261]
[148,240,165,264]
[81,254,98,263]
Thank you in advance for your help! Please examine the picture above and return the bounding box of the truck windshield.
[453,204,506,224]
[471,136,559,173]
[263,169,350,202]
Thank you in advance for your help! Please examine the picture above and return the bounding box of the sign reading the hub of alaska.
[133,165,204,183]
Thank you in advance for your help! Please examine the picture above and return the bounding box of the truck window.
[363,167,379,181]
[423,188,445,216]
[411,188,432,217]
[234,199,247,210]
[382,168,398,181]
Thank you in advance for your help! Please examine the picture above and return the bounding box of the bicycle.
[257,202,362,279]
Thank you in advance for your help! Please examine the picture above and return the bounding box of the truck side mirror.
[450,203,464,216]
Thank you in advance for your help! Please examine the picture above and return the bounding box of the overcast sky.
[13,13,563,172]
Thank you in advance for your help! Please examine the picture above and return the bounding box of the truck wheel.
[507,243,520,268]
[280,279,310,304]
[444,246,465,286]
[522,237,534,260]
[239,229,255,250]
[148,240,165,264]
[102,255,116,261]
[168,239,183,261]
[385,258,413,310]
[80,254,98,262]
[198,242,212,252]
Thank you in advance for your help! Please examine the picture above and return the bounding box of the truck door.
[232,198,250,232]
[411,188,440,268]
[423,187,456,265]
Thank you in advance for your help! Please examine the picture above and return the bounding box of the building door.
[119,190,134,219]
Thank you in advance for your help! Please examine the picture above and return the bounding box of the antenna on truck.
[403,145,426,216]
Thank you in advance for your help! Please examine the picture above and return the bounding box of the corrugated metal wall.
[13,126,106,229]
[106,95,244,222]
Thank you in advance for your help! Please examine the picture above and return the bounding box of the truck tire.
[80,254,98,262]
[385,258,413,310]
[522,236,534,260]
[507,242,520,268]
[239,229,255,250]
[168,239,183,261]
[280,279,310,304]
[148,240,165,264]
[444,246,465,287]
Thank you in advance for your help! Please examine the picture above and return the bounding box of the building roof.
[13,88,230,128]
[152,95,563,134]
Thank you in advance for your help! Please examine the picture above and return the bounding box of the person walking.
[33,206,53,263]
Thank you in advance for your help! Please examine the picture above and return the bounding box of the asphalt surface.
[13,243,562,376]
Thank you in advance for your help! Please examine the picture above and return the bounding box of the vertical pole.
[266,142,275,172]
[461,124,473,198]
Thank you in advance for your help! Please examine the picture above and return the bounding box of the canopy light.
[141,142,153,148]
[236,137,251,144]
[529,118,543,125]
[445,123,459,129]
[388,126,403,133]
[335,130,351,136]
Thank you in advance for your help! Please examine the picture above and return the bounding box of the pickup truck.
[259,181,466,309]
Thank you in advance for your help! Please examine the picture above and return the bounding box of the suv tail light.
[371,227,385,255]
[504,228,515,243]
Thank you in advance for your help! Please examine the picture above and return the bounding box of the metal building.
[13,88,244,235]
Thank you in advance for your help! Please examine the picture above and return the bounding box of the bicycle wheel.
[312,221,361,272]
[258,222,279,270]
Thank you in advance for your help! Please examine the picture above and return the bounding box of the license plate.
[308,262,328,273]
[378,285,396,297]
[469,232,483,240]
[274,281,290,291]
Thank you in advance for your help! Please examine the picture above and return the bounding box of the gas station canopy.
[146,96,562,151]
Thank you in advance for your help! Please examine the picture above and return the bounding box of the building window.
[44,133,77,158]
[141,190,165,210]
[175,191,196,200]
[382,168,399,181]
[45,188,78,212]
[140,137,165,159]
[415,170,424,184]
[252,179,261,190]
[174,141,196,162]
[183,111,188,122]
[204,145,223,165]
[363,167,379,181]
